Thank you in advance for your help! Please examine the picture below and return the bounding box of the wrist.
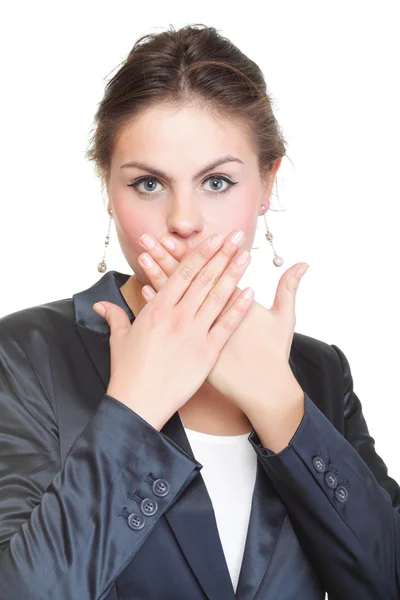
[106,385,169,432]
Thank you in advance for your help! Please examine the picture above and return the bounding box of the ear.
[260,158,282,211]
[273,157,283,174]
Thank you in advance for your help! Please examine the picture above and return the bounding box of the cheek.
[113,210,156,282]
[113,204,155,257]
[219,197,259,252]
[223,207,254,232]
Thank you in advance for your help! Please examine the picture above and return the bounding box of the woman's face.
[106,103,281,300]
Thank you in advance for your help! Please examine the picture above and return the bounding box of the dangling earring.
[97,210,113,273]
[251,204,284,267]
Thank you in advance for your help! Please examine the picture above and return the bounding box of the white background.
[0,0,399,543]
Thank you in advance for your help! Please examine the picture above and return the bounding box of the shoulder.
[292,330,343,370]
[0,297,75,349]
[291,331,356,424]
[0,298,75,434]
[291,331,350,404]
[0,298,77,397]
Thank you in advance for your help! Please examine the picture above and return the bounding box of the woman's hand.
[137,231,309,419]
[139,232,244,317]
[92,231,255,431]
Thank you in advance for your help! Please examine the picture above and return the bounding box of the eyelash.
[127,174,238,197]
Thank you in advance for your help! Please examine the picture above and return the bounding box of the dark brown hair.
[85,23,289,209]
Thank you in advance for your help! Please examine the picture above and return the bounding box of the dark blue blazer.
[0,270,399,600]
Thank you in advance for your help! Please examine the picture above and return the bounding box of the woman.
[0,23,399,600]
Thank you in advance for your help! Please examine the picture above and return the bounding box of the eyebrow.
[119,155,244,182]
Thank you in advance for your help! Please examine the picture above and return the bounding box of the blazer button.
[312,456,326,473]
[141,498,159,516]
[128,512,146,531]
[324,471,338,489]
[153,478,171,497]
[335,485,348,502]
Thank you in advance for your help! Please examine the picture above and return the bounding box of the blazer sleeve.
[0,326,202,600]
[248,343,400,600]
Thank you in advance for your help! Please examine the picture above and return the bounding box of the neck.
[119,275,146,316]
[179,382,253,435]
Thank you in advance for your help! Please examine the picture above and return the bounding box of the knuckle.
[148,302,166,326]
[158,248,173,264]
[235,301,248,314]
[198,268,215,286]
[155,247,167,260]
[221,315,236,332]
[220,243,234,257]
[209,288,224,305]
[170,310,187,333]
[228,261,243,275]
[178,264,196,280]
[151,269,164,282]
[199,245,212,259]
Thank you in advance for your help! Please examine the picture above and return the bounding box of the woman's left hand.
[137,232,309,416]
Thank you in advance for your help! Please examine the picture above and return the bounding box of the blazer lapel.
[234,355,300,600]
[234,458,286,599]
[162,413,237,599]
[56,271,133,464]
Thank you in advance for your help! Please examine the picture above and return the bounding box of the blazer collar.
[72,270,309,600]
[74,270,135,334]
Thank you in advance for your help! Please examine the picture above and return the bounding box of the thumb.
[272,263,309,313]
[92,301,131,334]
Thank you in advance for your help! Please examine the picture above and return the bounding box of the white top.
[182,424,258,593]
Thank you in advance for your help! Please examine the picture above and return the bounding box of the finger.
[92,301,132,334]
[208,286,244,329]
[140,283,241,319]
[137,233,192,294]
[142,285,157,301]
[271,263,309,315]
[151,231,235,307]
[142,233,244,315]
[195,246,252,329]
[208,287,254,348]
[219,286,244,317]
[139,230,241,298]
[142,282,243,321]
[179,229,247,315]
[138,252,170,290]
[138,233,180,279]
[159,235,190,262]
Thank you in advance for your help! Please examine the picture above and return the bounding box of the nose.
[165,201,204,244]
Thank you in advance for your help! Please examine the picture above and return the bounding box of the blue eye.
[127,175,238,197]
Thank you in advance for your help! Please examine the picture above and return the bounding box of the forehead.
[113,104,253,162]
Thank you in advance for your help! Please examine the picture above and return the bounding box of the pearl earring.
[97,210,112,273]
[251,204,284,266]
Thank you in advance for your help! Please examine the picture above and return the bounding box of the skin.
[104,102,282,435]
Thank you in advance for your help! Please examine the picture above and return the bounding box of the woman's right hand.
[92,230,254,430]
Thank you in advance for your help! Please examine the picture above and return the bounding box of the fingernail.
[142,286,154,299]
[230,229,245,244]
[161,236,175,250]
[236,249,250,265]
[295,263,309,279]
[209,233,224,248]
[243,287,254,299]
[140,233,156,249]
[139,253,155,267]
[93,303,106,317]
